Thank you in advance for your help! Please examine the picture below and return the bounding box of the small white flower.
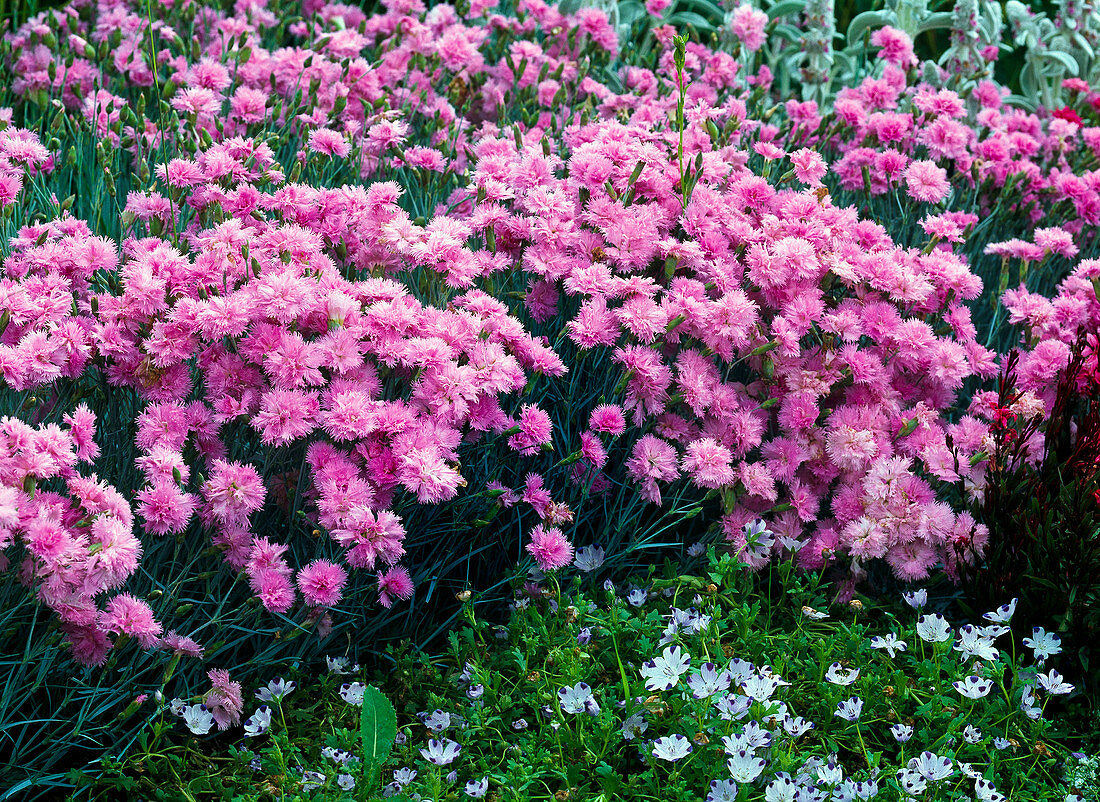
[727,749,767,782]
[1019,685,1042,720]
[909,751,953,782]
[916,614,951,643]
[621,712,648,740]
[687,663,732,699]
[962,724,982,744]
[338,774,356,790]
[834,697,863,721]
[1022,627,1062,661]
[512,718,528,730]
[975,777,1005,802]
[243,706,272,737]
[903,589,928,609]
[256,677,296,703]
[954,626,999,661]
[340,682,366,706]
[182,704,214,735]
[713,694,752,721]
[627,588,647,607]
[640,645,691,692]
[983,599,1017,623]
[687,542,706,557]
[573,544,605,572]
[301,771,326,791]
[707,778,739,802]
[801,605,828,620]
[559,683,599,715]
[825,662,859,686]
[652,735,693,762]
[420,738,461,766]
[890,723,914,742]
[896,767,927,795]
[782,715,814,737]
[420,709,452,732]
[953,675,993,699]
[326,656,357,674]
[993,737,1012,750]
[1036,669,1074,695]
[467,684,485,699]
[170,697,187,716]
[764,775,798,802]
[392,767,417,787]
[465,777,489,798]
[869,633,907,657]
[741,673,781,701]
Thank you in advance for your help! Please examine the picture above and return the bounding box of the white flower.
[256,677,296,703]
[687,542,706,557]
[953,675,993,699]
[1036,669,1074,695]
[170,697,187,716]
[338,774,356,790]
[741,673,781,701]
[825,663,859,686]
[975,777,1005,802]
[301,771,326,791]
[954,625,999,661]
[1020,685,1042,720]
[182,704,214,735]
[764,775,798,802]
[890,723,914,742]
[834,697,863,721]
[713,694,752,721]
[916,614,951,643]
[573,544,605,572]
[465,778,489,798]
[243,706,272,737]
[896,768,927,795]
[1022,627,1062,661]
[727,749,767,782]
[909,751,953,782]
[993,737,1012,750]
[622,712,648,740]
[559,683,599,715]
[687,663,732,699]
[652,735,693,761]
[392,767,417,787]
[420,709,452,732]
[962,724,982,744]
[708,778,739,802]
[640,645,691,691]
[869,633,907,657]
[801,606,828,620]
[983,599,1016,623]
[627,589,647,607]
[340,682,366,705]
[903,589,928,609]
[420,738,461,766]
[782,715,813,737]
[326,656,357,674]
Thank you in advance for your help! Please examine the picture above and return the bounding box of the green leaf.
[846,11,887,46]
[360,685,398,773]
[1038,49,1079,75]
[915,11,954,33]
[766,0,805,20]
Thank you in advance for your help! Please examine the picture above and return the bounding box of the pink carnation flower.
[297,560,348,607]
[378,565,415,608]
[526,525,574,571]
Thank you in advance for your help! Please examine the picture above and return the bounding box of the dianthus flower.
[526,524,574,571]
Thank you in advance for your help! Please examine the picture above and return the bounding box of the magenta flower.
[297,560,348,607]
[526,525,574,571]
[378,566,415,608]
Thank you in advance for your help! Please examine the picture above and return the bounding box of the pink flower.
[307,128,351,158]
[102,593,163,648]
[790,148,827,186]
[526,525,574,571]
[378,565,415,608]
[681,438,734,490]
[204,668,244,731]
[589,404,627,436]
[729,4,768,51]
[297,560,348,607]
[904,160,950,204]
[250,568,296,613]
[137,481,197,535]
[508,404,553,455]
[203,460,266,526]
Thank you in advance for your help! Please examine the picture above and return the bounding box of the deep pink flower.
[526,525,574,571]
[378,565,415,608]
[297,560,348,607]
